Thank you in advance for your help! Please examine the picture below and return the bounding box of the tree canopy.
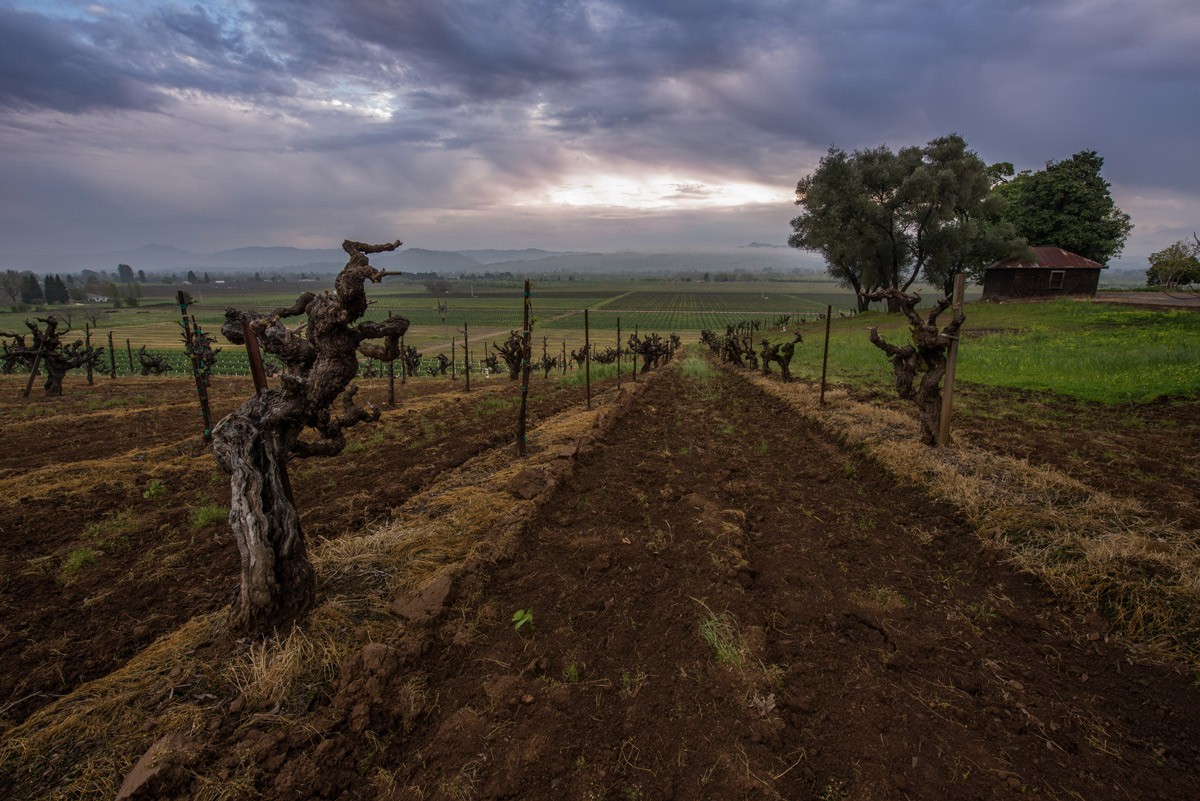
[996,150,1132,265]
[1146,237,1200,286]
[789,134,1027,308]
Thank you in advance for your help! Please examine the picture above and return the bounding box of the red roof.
[990,247,1105,270]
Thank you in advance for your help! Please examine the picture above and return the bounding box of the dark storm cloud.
[0,6,164,112]
[0,0,1197,255]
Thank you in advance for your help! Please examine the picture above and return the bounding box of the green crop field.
[5,277,1195,403]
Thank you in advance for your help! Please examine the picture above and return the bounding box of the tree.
[997,150,1133,265]
[137,269,146,283]
[117,263,134,283]
[212,240,408,636]
[1,270,22,306]
[43,275,70,305]
[423,278,451,294]
[187,270,199,283]
[19,272,43,305]
[919,138,1032,296]
[790,134,1028,310]
[1146,237,1200,286]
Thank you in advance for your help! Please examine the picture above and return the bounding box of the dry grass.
[1,373,652,800]
[747,372,1200,667]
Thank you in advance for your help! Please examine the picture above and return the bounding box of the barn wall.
[982,268,1101,299]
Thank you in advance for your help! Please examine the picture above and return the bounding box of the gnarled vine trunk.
[213,240,408,637]
[0,316,104,396]
[861,288,964,445]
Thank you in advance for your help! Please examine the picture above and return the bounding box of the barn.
[981,247,1105,300]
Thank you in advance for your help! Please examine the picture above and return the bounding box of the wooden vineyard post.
[938,274,966,447]
[462,323,470,392]
[516,280,532,456]
[85,324,94,385]
[632,325,638,382]
[584,308,591,410]
[22,346,42,398]
[387,312,396,406]
[820,304,832,405]
[108,332,116,378]
[241,319,269,397]
[178,291,214,443]
[400,334,407,386]
[451,339,456,381]
[126,339,134,374]
[616,317,621,389]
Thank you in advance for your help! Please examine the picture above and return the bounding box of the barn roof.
[988,247,1105,270]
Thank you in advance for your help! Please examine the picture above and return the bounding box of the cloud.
[0,0,1197,257]
[0,6,164,112]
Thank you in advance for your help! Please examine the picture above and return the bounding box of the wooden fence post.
[387,312,396,405]
[451,339,456,380]
[632,325,638,382]
[616,317,621,389]
[938,274,966,447]
[820,304,832,405]
[85,324,94,385]
[400,334,407,385]
[463,323,470,392]
[126,339,134,374]
[516,280,532,456]
[241,320,268,397]
[108,332,116,378]
[584,308,591,410]
[22,348,42,398]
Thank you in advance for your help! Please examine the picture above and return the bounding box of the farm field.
[0,276,968,373]
[1,327,1197,799]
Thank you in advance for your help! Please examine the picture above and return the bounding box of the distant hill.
[455,249,591,265]
[0,244,482,274]
[481,249,822,275]
[1,244,822,275]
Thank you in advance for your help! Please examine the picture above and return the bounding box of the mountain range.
[1,243,820,275]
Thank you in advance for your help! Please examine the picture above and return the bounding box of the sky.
[1,0,1198,269]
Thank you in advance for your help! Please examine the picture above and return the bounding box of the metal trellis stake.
[178,291,213,442]
[516,280,532,456]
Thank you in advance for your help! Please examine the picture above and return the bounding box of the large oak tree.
[789,134,1027,309]
[996,150,1132,265]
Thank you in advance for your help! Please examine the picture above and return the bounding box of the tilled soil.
[847,382,1200,534]
[0,373,609,725]
[178,363,1197,800]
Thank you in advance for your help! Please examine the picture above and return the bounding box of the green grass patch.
[556,361,623,387]
[188,504,228,530]
[60,547,98,578]
[784,299,1200,403]
[84,508,141,550]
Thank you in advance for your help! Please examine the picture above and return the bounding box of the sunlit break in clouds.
[0,0,1198,266]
